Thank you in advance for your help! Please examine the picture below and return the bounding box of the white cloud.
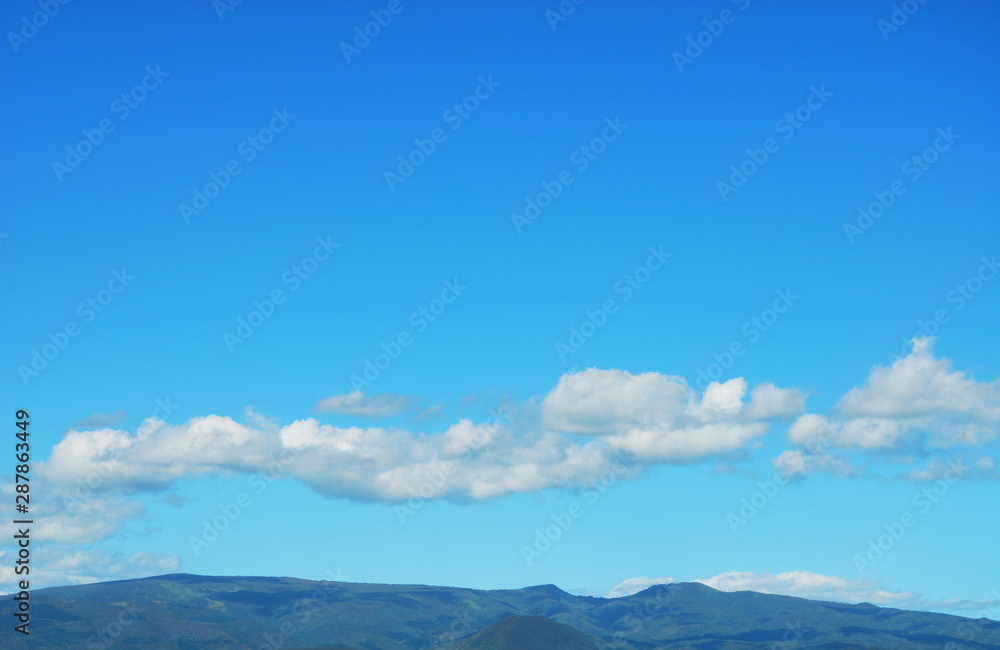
[441,419,499,456]
[838,338,999,418]
[772,450,808,479]
[811,453,856,477]
[900,458,970,483]
[314,390,416,418]
[697,571,921,607]
[836,417,906,450]
[542,369,693,434]
[37,369,798,505]
[694,570,1000,618]
[780,340,1000,462]
[0,548,178,593]
[771,448,856,480]
[0,471,157,547]
[787,414,836,447]
[35,497,148,544]
[542,369,804,462]
[604,576,674,598]
[745,383,808,420]
[831,338,1000,449]
[38,415,278,492]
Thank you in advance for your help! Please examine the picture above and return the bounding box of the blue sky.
[2,0,999,619]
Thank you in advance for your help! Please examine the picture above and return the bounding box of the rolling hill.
[1,574,998,648]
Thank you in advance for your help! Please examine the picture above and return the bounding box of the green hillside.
[0,574,997,648]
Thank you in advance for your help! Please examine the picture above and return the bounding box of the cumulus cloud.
[542,369,805,462]
[38,415,278,492]
[604,576,674,598]
[0,469,155,548]
[17,369,802,566]
[745,383,809,420]
[838,339,997,417]
[776,340,1000,477]
[314,390,416,418]
[772,450,808,479]
[787,414,836,447]
[832,338,1000,449]
[34,369,799,508]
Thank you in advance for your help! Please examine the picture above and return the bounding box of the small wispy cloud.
[71,410,127,430]
[314,390,416,418]
[604,576,674,598]
[411,403,446,422]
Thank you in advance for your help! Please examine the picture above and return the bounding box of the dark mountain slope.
[457,615,598,649]
[1,574,997,649]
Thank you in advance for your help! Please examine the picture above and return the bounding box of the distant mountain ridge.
[2,573,999,649]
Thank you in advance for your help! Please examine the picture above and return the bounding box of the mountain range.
[2,574,999,648]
